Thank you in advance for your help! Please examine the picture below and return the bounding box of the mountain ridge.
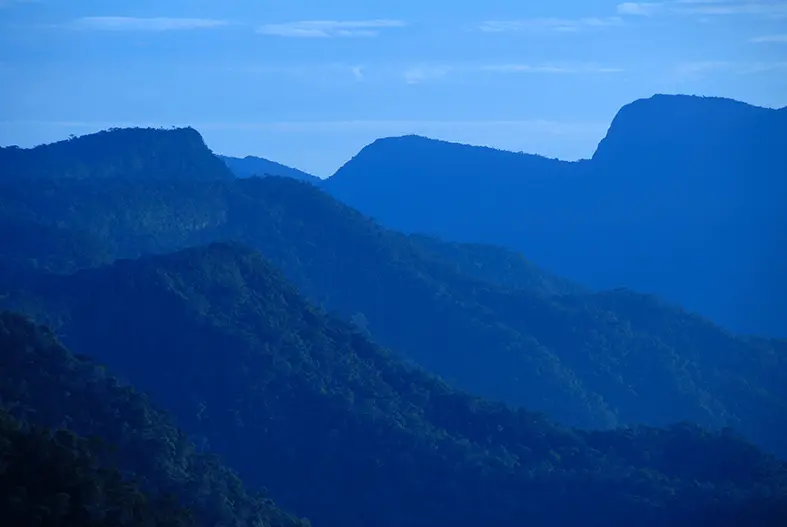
[4,243,787,526]
[0,126,233,182]
[322,93,787,337]
[2,120,785,459]
[1,173,786,457]
[0,310,311,527]
[218,154,320,184]
[3,115,787,525]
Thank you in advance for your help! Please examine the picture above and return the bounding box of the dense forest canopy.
[3,244,787,526]
[0,407,195,527]
[1,103,786,526]
[1,150,784,458]
[0,311,310,527]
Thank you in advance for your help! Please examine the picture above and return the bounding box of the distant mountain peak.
[608,93,771,128]
[0,126,233,181]
[218,154,320,183]
[591,92,780,167]
[327,134,567,191]
[21,126,209,152]
[353,133,547,159]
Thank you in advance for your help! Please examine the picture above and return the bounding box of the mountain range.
[2,244,787,526]
[2,122,787,458]
[1,93,786,525]
[321,94,787,338]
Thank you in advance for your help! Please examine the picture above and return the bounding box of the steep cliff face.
[592,94,777,167]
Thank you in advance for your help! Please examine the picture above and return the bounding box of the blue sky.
[1,0,786,176]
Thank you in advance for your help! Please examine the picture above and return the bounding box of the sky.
[1,0,786,177]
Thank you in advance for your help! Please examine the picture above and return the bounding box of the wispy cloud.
[616,2,663,16]
[402,65,454,84]
[616,1,787,18]
[675,60,733,74]
[751,33,787,42]
[481,64,624,73]
[400,62,624,84]
[223,61,623,85]
[70,17,230,31]
[479,17,623,33]
[351,66,365,81]
[676,1,787,17]
[676,60,787,75]
[736,61,787,73]
[256,19,405,38]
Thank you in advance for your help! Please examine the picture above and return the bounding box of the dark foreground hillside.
[0,408,193,527]
[4,244,787,527]
[1,162,785,457]
[0,311,310,527]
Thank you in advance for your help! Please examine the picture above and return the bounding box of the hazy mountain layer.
[218,154,320,184]
[323,94,787,338]
[4,245,787,527]
[1,125,785,460]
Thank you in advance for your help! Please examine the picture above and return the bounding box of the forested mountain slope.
[1,127,785,459]
[3,245,787,527]
[218,154,320,184]
[0,126,233,181]
[323,94,787,337]
[0,408,194,527]
[0,311,310,527]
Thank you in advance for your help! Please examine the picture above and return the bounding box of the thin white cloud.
[402,62,624,83]
[402,65,454,84]
[71,17,230,31]
[675,60,734,74]
[676,60,787,74]
[256,19,405,38]
[677,1,787,17]
[736,61,787,73]
[482,64,623,73]
[223,62,358,76]
[480,17,624,33]
[222,61,623,85]
[751,34,787,42]
[617,1,787,18]
[351,66,365,80]
[616,2,663,16]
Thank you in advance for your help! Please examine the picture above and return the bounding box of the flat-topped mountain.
[322,94,787,337]
[593,94,785,173]
[0,126,233,181]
